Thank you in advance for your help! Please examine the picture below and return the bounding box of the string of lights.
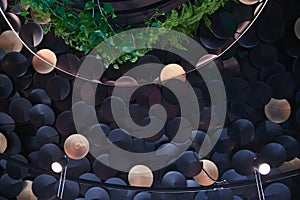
[0,152,300,193]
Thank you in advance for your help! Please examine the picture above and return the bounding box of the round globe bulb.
[258,163,271,175]
[51,162,63,173]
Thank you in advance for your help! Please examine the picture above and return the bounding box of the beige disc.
[264,98,291,124]
[32,49,56,74]
[30,9,51,25]
[115,76,138,86]
[0,30,23,52]
[0,132,7,153]
[160,63,186,82]
[64,134,89,160]
[239,0,260,5]
[128,165,153,187]
[294,17,300,40]
[193,159,219,186]
[16,180,37,200]
[280,158,300,173]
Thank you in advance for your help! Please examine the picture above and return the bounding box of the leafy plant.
[19,0,229,69]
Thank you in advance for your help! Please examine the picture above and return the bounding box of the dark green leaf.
[20,8,30,17]
[85,1,95,10]
[113,63,119,69]
[103,3,114,14]
[54,6,65,18]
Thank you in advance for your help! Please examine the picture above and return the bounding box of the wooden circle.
[16,180,37,200]
[239,0,259,5]
[0,132,7,153]
[128,165,153,187]
[280,158,300,173]
[264,98,291,123]
[64,134,89,160]
[193,159,219,186]
[160,64,186,82]
[32,49,56,74]
[294,17,300,40]
[0,30,23,52]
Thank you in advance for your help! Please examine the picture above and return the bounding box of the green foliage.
[153,0,229,48]
[19,0,229,69]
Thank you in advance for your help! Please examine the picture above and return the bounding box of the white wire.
[0,7,92,83]
[59,166,68,199]
[216,0,269,59]
[255,169,263,200]
[57,167,64,197]
[257,168,266,200]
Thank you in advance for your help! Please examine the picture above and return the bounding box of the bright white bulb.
[258,163,271,175]
[51,162,63,173]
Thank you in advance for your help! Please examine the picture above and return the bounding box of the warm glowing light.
[51,162,63,173]
[264,98,291,123]
[32,49,56,74]
[258,163,271,175]
[128,165,153,187]
[160,63,186,82]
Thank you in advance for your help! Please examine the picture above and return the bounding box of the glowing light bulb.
[51,162,63,173]
[258,163,271,175]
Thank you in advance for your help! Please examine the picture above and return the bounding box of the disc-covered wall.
[0,0,299,199]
